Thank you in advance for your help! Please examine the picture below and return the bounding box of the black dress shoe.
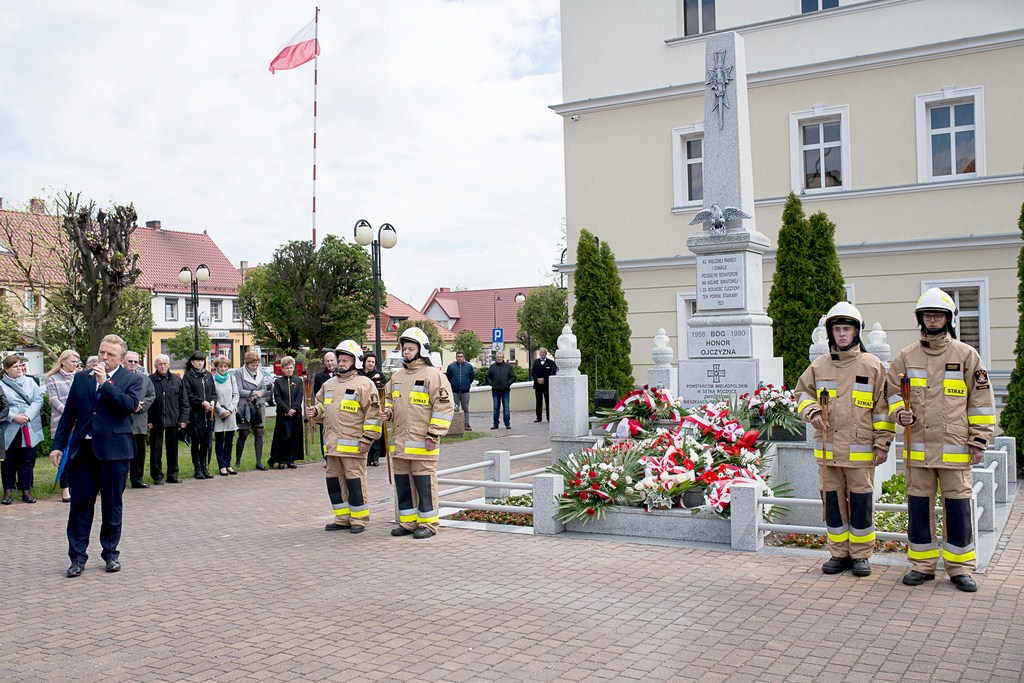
[412,527,434,539]
[851,559,872,577]
[105,558,121,573]
[286,463,297,469]
[902,570,936,586]
[66,562,84,578]
[490,426,499,430]
[821,556,852,575]
[2,495,11,505]
[194,471,206,480]
[350,525,366,534]
[152,479,165,486]
[22,492,36,503]
[130,482,150,489]
[391,526,413,537]
[255,464,268,471]
[325,522,351,531]
[505,425,512,430]
[951,575,978,592]
[534,419,542,423]
[166,477,182,484]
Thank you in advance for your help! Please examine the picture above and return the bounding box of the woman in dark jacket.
[182,351,216,479]
[268,356,305,469]
[360,352,385,466]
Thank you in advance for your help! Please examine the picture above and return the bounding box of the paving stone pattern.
[2,411,1022,681]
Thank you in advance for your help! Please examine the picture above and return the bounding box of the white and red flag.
[269,19,320,74]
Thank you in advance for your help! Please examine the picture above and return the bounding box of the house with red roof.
[363,293,457,364]
[420,286,537,366]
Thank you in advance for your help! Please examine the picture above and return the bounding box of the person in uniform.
[381,327,454,539]
[795,302,894,577]
[307,341,381,534]
[888,287,995,592]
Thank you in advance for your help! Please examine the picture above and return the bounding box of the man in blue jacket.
[50,334,143,578]
[445,351,475,431]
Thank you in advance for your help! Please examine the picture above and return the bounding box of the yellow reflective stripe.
[942,548,976,563]
[874,420,896,432]
[943,452,971,464]
[391,390,400,398]
[404,446,440,456]
[909,377,927,388]
[398,512,418,523]
[363,424,383,433]
[334,507,350,517]
[336,444,361,453]
[417,513,439,524]
[888,399,905,414]
[827,530,849,543]
[908,547,940,560]
[849,451,874,462]
[429,417,451,427]
[797,399,816,413]
[350,509,370,519]
[389,445,395,453]
[814,449,834,460]
[968,414,996,425]
[851,390,873,409]
[907,447,925,461]
[849,531,876,543]
[341,399,360,412]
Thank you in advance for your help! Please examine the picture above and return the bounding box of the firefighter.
[381,327,454,539]
[307,340,382,534]
[795,302,894,577]
[888,288,995,592]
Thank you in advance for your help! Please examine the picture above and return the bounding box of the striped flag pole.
[312,6,319,247]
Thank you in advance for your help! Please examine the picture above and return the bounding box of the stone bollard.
[808,316,828,362]
[973,465,995,532]
[729,481,764,551]
[994,436,1016,483]
[985,448,1009,504]
[647,328,677,395]
[483,450,511,501]
[551,325,590,464]
[865,321,891,367]
[532,473,564,535]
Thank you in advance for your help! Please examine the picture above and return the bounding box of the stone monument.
[678,32,783,405]
[646,328,677,394]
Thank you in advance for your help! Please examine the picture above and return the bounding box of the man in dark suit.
[531,348,558,422]
[50,334,143,577]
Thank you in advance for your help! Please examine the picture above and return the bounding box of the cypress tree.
[767,193,817,389]
[573,229,634,408]
[806,209,847,321]
[999,201,1024,474]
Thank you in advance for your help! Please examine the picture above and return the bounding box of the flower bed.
[449,494,533,527]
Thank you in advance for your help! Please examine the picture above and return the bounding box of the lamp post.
[354,219,398,361]
[514,291,531,378]
[493,292,502,329]
[178,264,211,352]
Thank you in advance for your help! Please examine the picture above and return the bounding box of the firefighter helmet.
[915,287,957,337]
[824,301,865,352]
[398,327,430,355]
[334,339,363,370]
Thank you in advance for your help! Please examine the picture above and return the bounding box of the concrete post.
[973,466,995,532]
[647,328,677,395]
[729,481,764,551]
[483,449,511,501]
[551,325,590,464]
[994,436,1016,483]
[986,448,1009,504]
[532,473,564,535]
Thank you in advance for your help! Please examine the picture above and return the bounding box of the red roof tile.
[364,293,457,343]
[0,209,66,285]
[420,286,536,342]
[133,225,243,295]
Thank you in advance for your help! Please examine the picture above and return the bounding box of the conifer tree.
[573,229,634,407]
[767,193,818,389]
[806,209,847,320]
[999,201,1024,473]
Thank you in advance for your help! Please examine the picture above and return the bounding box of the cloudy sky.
[0,0,564,308]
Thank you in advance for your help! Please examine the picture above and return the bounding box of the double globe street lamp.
[178,264,211,352]
[354,220,398,361]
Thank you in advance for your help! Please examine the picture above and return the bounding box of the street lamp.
[493,292,502,330]
[515,291,531,378]
[178,264,211,352]
[354,219,398,360]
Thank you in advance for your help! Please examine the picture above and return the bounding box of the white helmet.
[824,301,865,351]
[399,327,430,356]
[334,339,363,370]
[915,287,957,336]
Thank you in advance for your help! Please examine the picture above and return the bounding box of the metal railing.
[436,448,552,518]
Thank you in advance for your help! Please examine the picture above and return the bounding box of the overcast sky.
[0,1,564,308]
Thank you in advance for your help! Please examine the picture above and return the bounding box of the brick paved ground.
[2,411,1022,682]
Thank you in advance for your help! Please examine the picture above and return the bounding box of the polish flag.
[269,19,320,74]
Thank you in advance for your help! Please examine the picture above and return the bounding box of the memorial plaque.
[696,253,745,311]
[687,325,751,358]
[679,359,759,405]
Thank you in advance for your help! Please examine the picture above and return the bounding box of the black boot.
[193,459,206,480]
[821,556,852,574]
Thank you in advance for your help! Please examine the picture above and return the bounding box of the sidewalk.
[1,413,1022,682]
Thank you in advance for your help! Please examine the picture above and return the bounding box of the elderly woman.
[234,351,268,471]
[268,356,305,469]
[183,351,216,480]
[2,355,43,504]
[44,349,82,502]
[360,352,386,467]
[211,356,239,476]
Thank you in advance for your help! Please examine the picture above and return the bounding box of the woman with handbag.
[2,355,42,504]
[234,351,268,471]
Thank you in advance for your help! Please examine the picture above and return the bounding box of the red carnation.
[579,491,588,501]
[591,482,600,490]
[682,458,694,471]
[586,507,596,515]
[588,471,597,479]
[563,492,570,498]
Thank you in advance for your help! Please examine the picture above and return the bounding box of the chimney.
[145,220,161,229]
[439,287,450,293]
[29,198,45,214]
[0,197,4,210]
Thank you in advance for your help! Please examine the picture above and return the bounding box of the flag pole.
[312,6,319,247]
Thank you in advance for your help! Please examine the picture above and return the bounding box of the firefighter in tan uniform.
[306,340,382,534]
[888,288,995,592]
[381,328,454,539]
[795,303,894,577]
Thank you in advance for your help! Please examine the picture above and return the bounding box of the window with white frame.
[165,298,178,321]
[683,0,715,36]
[916,86,984,182]
[843,284,855,305]
[185,299,195,322]
[921,279,989,365]
[672,124,704,208]
[802,0,838,12]
[25,289,41,311]
[232,301,242,322]
[210,299,223,323]
[789,105,850,194]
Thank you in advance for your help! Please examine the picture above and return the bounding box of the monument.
[678,32,783,405]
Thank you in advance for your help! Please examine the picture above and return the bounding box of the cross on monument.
[707,364,726,383]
